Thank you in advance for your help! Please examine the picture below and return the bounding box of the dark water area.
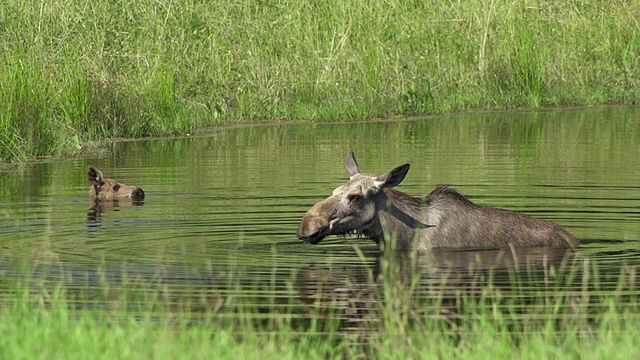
[1,106,639,330]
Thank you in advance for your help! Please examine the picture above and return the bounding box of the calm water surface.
[1,106,639,328]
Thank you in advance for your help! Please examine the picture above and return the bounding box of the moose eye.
[346,193,363,203]
[113,184,120,192]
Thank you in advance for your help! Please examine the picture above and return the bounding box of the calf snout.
[131,187,145,200]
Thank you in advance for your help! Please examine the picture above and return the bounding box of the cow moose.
[297,152,579,250]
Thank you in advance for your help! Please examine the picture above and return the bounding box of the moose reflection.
[294,246,583,341]
[298,152,579,250]
[87,197,145,223]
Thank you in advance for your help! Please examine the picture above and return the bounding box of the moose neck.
[366,189,428,250]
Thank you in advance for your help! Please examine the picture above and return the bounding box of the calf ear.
[87,166,104,185]
[345,152,360,177]
[374,164,410,189]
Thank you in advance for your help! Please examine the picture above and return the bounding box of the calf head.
[297,152,410,244]
[87,166,145,200]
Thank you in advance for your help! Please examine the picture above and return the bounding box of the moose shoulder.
[297,152,579,250]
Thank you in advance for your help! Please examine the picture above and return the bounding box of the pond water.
[1,106,639,332]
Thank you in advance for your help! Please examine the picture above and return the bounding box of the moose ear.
[345,151,360,177]
[87,166,104,185]
[373,164,410,189]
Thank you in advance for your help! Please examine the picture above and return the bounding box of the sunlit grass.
[1,0,639,162]
[0,254,638,359]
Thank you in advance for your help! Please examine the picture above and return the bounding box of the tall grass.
[1,0,639,162]
[1,255,638,359]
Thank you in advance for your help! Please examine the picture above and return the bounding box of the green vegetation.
[1,256,638,359]
[1,0,639,162]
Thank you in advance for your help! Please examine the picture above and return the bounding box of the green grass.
[1,256,638,359]
[2,299,637,360]
[1,0,639,162]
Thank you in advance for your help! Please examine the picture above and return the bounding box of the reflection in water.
[295,247,579,334]
[87,198,146,223]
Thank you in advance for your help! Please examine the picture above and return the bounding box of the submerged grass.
[1,0,639,162]
[1,255,638,359]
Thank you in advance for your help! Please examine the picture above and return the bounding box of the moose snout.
[297,226,318,243]
[297,206,333,244]
[297,215,323,242]
[131,187,145,200]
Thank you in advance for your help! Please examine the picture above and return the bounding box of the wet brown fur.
[87,166,145,200]
[298,153,579,250]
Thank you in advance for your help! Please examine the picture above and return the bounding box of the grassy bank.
[1,257,638,359]
[2,301,638,360]
[1,0,639,162]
